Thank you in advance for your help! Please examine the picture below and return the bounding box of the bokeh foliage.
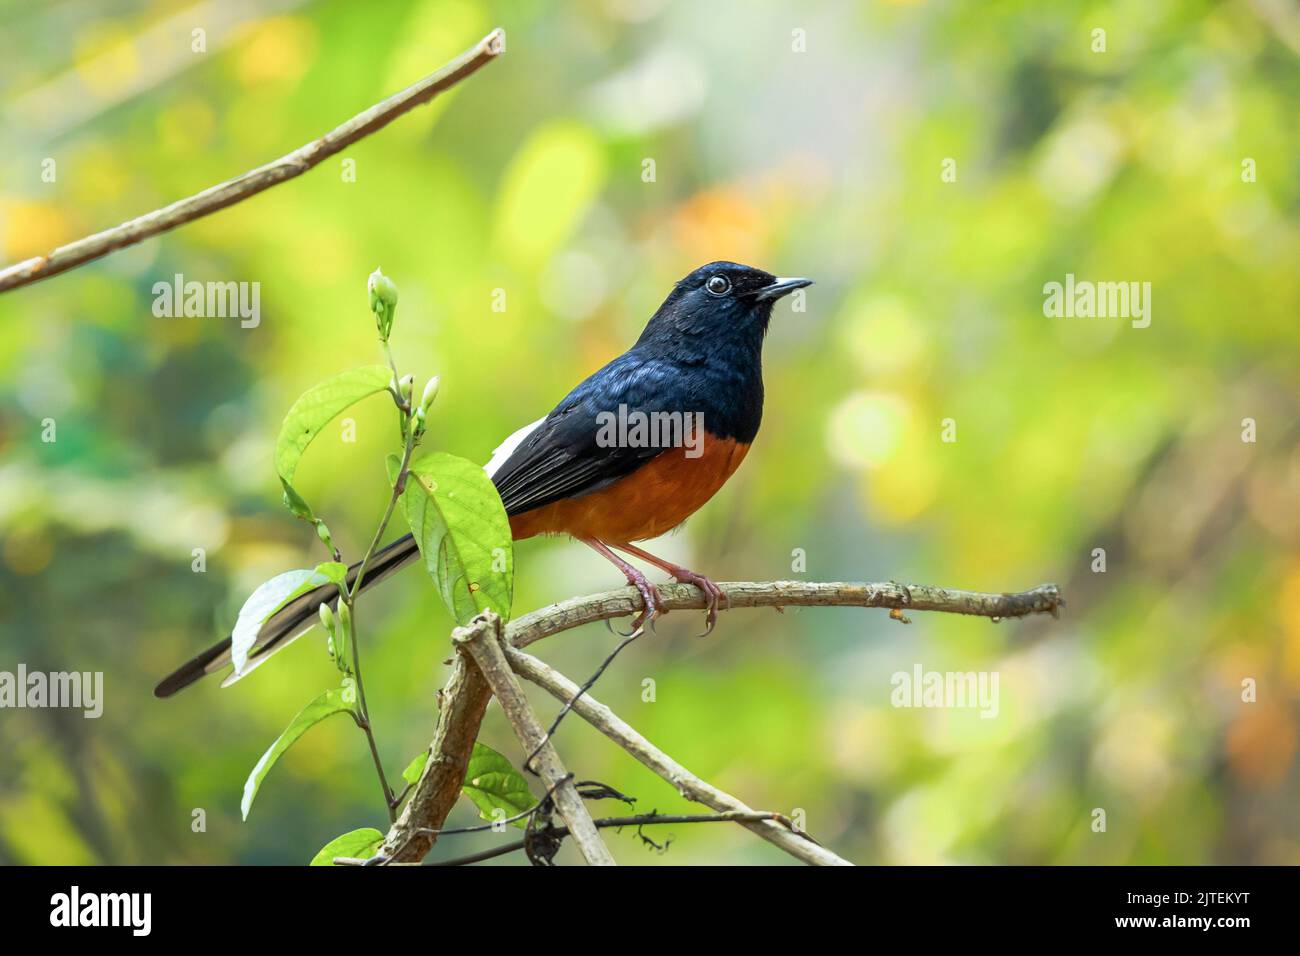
[1,0,1297,864]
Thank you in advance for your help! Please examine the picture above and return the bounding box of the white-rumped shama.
[156,262,811,696]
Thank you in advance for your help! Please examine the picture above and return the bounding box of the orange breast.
[509,436,751,542]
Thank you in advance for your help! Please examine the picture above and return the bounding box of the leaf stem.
[351,425,416,597]
[340,364,420,824]
[344,606,397,822]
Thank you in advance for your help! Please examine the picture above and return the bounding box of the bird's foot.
[607,542,728,637]
[583,538,663,637]
[669,568,727,636]
[608,563,662,637]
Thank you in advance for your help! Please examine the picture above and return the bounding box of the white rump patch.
[484,416,546,478]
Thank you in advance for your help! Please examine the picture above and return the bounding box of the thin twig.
[339,359,420,822]
[412,774,570,839]
[430,811,790,867]
[505,644,851,866]
[454,614,616,866]
[349,650,395,820]
[342,589,396,820]
[524,626,643,771]
[0,28,506,293]
[349,434,415,602]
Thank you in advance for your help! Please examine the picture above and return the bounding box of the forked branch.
[380,579,1063,865]
[453,614,615,866]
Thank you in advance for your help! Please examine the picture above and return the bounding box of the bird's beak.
[754,276,813,301]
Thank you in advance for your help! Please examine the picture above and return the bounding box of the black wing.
[491,351,682,516]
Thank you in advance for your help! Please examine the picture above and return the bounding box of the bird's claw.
[672,570,726,637]
[607,574,662,636]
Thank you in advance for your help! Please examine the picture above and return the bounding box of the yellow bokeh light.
[73,22,139,99]
[825,390,910,471]
[1,200,73,260]
[837,292,929,378]
[233,16,318,88]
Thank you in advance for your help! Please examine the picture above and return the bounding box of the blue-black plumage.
[155,262,810,696]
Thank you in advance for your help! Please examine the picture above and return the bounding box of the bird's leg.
[580,538,662,633]
[611,542,727,636]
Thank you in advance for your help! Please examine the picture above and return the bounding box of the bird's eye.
[705,275,731,296]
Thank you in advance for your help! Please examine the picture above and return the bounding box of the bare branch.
[454,613,616,866]
[507,580,1063,650]
[0,28,506,294]
[505,645,852,866]
[380,579,1062,864]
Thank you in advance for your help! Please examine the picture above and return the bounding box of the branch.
[508,580,1063,649]
[505,645,851,866]
[380,579,1062,864]
[453,613,616,866]
[380,653,491,862]
[0,28,506,294]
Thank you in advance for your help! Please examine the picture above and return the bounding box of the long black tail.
[153,533,420,697]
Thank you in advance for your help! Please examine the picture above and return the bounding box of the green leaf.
[401,750,430,786]
[274,365,393,499]
[242,682,356,821]
[462,742,535,828]
[310,827,384,866]
[397,451,514,625]
[314,561,348,588]
[230,564,340,676]
[281,479,316,521]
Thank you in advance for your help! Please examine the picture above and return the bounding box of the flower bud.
[368,268,398,311]
[399,373,415,406]
[419,376,440,414]
[318,602,335,635]
[367,268,398,340]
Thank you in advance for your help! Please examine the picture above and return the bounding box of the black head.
[638,261,812,347]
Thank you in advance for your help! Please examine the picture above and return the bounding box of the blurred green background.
[1,0,1298,865]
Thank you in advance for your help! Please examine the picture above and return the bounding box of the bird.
[155,262,811,697]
